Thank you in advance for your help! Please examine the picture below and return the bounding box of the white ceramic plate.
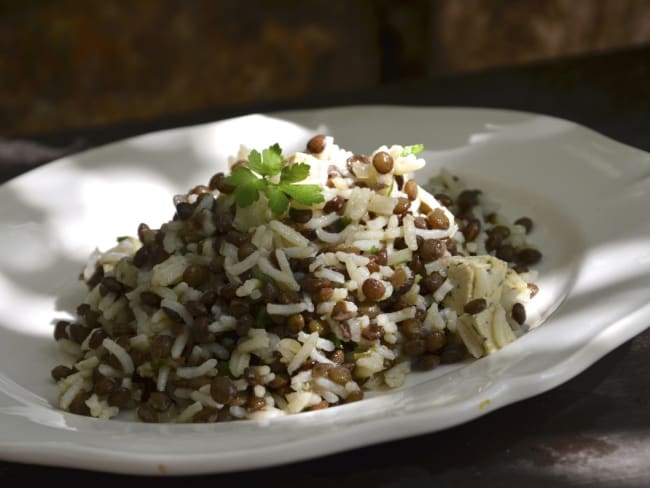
[1,106,649,476]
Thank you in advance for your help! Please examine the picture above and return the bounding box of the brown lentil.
[108,387,131,408]
[421,272,445,294]
[496,244,516,262]
[462,218,481,242]
[137,405,159,423]
[329,349,344,364]
[372,151,394,174]
[435,193,453,208]
[414,354,441,371]
[316,287,334,302]
[361,324,384,341]
[375,248,388,266]
[267,372,290,390]
[403,338,426,356]
[248,396,267,412]
[390,267,410,292]
[323,195,345,214]
[88,328,107,349]
[312,363,333,378]
[490,225,511,240]
[517,248,542,265]
[362,278,385,302]
[515,217,533,233]
[512,303,526,325]
[150,335,173,361]
[132,246,149,268]
[440,344,465,363]
[393,197,411,215]
[414,216,428,229]
[93,376,116,396]
[68,323,90,344]
[289,207,313,224]
[425,330,447,352]
[210,376,236,405]
[237,242,257,262]
[464,298,487,315]
[528,283,540,298]
[419,239,445,262]
[332,301,356,321]
[185,300,208,317]
[308,319,330,336]
[51,365,74,381]
[401,318,422,338]
[68,392,91,416]
[366,260,380,273]
[457,189,481,210]
[101,277,123,294]
[175,201,195,220]
[286,314,305,334]
[307,134,327,153]
[345,390,364,403]
[404,180,418,200]
[182,265,210,287]
[427,208,450,230]
[54,320,70,341]
[140,291,162,307]
[328,366,352,385]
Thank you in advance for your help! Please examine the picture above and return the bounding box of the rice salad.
[50,135,542,422]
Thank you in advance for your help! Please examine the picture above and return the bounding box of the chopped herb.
[217,361,234,378]
[116,236,129,242]
[223,143,325,216]
[255,307,271,329]
[401,144,424,157]
[370,245,379,255]
[339,216,352,229]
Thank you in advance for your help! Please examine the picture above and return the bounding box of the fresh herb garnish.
[116,236,129,242]
[401,144,424,157]
[370,245,379,255]
[223,143,325,216]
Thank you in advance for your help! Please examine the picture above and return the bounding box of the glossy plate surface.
[1,106,649,475]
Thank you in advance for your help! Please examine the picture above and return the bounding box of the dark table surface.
[2,45,649,486]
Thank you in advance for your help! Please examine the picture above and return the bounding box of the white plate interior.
[1,106,649,475]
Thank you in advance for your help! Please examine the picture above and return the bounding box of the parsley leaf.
[370,245,379,254]
[280,163,310,183]
[265,186,290,215]
[224,166,258,187]
[225,143,324,216]
[279,183,325,206]
[233,180,263,207]
[401,144,424,157]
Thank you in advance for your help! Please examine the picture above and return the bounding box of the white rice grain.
[177,401,203,423]
[103,338,134,375]
[270,220,310,247]
[433,278,455,302]
[267,302,308,316]
[171,331,188,359]
[287,332,319,374]
[176,358,217,379]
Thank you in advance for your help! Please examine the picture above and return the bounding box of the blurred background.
[2,0,650,137]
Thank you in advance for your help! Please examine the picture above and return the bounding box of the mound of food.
[50,135,541,422]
